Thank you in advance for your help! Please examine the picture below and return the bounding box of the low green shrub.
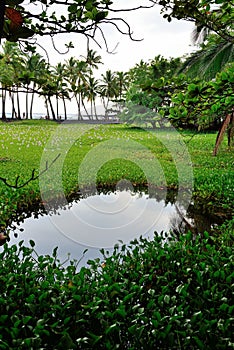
[0,230,233,349]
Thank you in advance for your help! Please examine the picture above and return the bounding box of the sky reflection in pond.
[9,190,178,265]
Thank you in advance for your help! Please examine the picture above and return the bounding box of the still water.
[8,189,222,267]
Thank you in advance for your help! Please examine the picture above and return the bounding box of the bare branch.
[51,35,70,55]
[97,26,119,53]
[101,17,142,41]
[0,154,61,189]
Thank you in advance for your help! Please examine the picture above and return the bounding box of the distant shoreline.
[0,117,121,125]
[0,112,120,123]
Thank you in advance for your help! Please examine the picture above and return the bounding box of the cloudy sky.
[36,1,196,75]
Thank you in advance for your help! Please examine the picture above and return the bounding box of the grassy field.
[0,120,233,228]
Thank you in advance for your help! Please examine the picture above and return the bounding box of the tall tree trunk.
[75,94,83,120]
[45,97,50,119]
[213,114,231,156]
[48,96,56,120]
[81,98,90,119]
[94,99,98,120]
[16,88,21,119]
[56,94,59,119]
[62,96,67,120]
[90,100,93,120]
[30,82,36,119]
[78,92,82,119]
[10,92,16,118]
[104,97,109,120]
[2,87,6,120]
[25,85,29,119]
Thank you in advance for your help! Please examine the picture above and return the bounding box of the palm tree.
[0,42,24,119]
[13,58,25,119]
[18,53,40,119]
[64,57,88,120]
[84,49,103,118]
[99,70,117,118]
[114,71,129,110]
[0,59,14,119]
[52,62,69,120]
[85,49,102,72]
[40,66,58,120]
[27,54,47,119]
[85,76,100,119]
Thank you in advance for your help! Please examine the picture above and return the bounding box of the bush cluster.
[0,227,233,349]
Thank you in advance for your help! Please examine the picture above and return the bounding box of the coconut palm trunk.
[29,82,36,119]
[62,96,67,120]
[16,88,21,119]
[1,87,6,119]
[48,96,56,120]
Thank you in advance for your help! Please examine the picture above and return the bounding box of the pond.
[5,187,226,267]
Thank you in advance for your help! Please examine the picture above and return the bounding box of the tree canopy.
[0,0,157,49]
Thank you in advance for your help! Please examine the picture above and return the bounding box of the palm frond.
[191,26,210,45]
[179,39,234,80]
[197,41,234,80]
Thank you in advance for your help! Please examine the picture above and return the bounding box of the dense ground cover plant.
[0,227,233,349]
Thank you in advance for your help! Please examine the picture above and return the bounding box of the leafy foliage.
[170,63,234,132]
[0,228,233,349]
[121,56,184,128]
